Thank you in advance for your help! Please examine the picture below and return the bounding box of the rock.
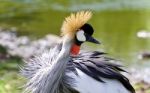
[137,30,150,38]
[128,68,150,84]
[138,52,150,59]
[0,29,60,59]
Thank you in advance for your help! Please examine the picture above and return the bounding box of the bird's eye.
[76,30,86,42]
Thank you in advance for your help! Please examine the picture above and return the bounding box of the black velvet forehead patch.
[80,23,94,36]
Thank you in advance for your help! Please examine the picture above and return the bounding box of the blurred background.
[0,0,150,93]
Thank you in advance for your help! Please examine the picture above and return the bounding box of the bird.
[21,11,135,93]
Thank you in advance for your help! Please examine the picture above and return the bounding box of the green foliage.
[134,83,150,93]
[0,46,7,54]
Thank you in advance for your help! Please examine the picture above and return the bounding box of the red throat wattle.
[71,44,80,56]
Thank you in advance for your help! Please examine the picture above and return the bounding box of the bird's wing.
[71,51,135,93]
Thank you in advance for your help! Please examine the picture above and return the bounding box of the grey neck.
[43,37,73,93]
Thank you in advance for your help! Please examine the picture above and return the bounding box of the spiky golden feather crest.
[61,11,92,38]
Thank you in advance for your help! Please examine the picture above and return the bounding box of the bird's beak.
[86,34,100,44]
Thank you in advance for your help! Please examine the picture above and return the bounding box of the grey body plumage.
[21,11,135,93]
[21,44,135,93]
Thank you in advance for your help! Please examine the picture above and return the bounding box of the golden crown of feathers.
[61,11,92,38]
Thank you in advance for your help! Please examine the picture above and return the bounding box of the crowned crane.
[21,11,135,93]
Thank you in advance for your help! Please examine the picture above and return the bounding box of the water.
[0,0,150,67]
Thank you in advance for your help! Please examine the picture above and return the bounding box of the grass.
[0,58,150,93]
[0,58,24,93]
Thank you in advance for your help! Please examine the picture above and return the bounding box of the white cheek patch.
[76,30,86,42]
